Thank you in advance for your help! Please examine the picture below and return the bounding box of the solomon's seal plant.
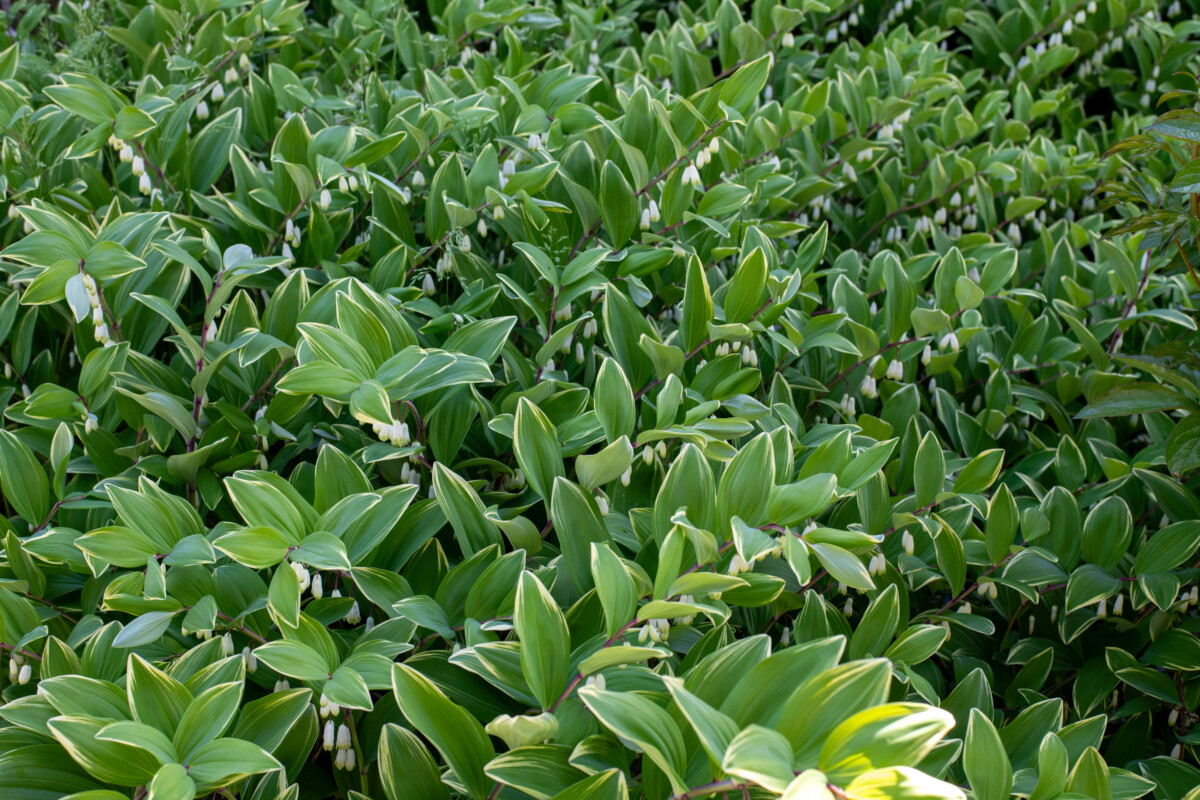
[0,0,1198,799]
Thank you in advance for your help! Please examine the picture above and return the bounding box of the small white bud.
[902,531,915,556]
[195,100,210,120]
[17,664,31,685]
[323,720,335,750]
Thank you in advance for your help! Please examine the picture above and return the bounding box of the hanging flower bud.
[195,100,210,121]
[902,531,915,556]
[211,82,225,103]
[323,720,335,751]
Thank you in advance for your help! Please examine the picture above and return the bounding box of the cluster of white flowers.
[860,374,878,399]
[373,418,411,447]
[586,41,601,74]
[867,553,887,575]
[7,652,31,685]
[672,595,696,626]
[434,251,453,278]
[584,673,607,691]
[885,359,904,382]
[553,302,574,323]
[398,462,422,488]
[1174,585,1200,612]
[976,581,999,600]
[727,552,752,576]
[324,716,356,770]
[242,646,257,673]
[640,617,670,643]
[681,162,703,188]
[344,599,361,625]
[74,272,115,346]
[879,0,911,32]
[273,679,291,692]
[902,530,915,556]
[292,561,312,592]
[639,199,661,230]
[939,331,959,352]
[838,394,856,418]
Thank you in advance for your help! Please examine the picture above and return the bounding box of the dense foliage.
[0,0,1199,798]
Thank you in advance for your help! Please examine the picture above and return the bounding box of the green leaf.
[964,709,1012,800]
[515,571,571,710]
[952,449,1004,494]
[599,161,637,249]
[379,724,451,800]
[513,398,564,501]
[1076,383,1196,418]
[595,358,636,444]
[725,248,768,324]
[392,663,496,800]
[722,725,796,792]
[578,686,688,795]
